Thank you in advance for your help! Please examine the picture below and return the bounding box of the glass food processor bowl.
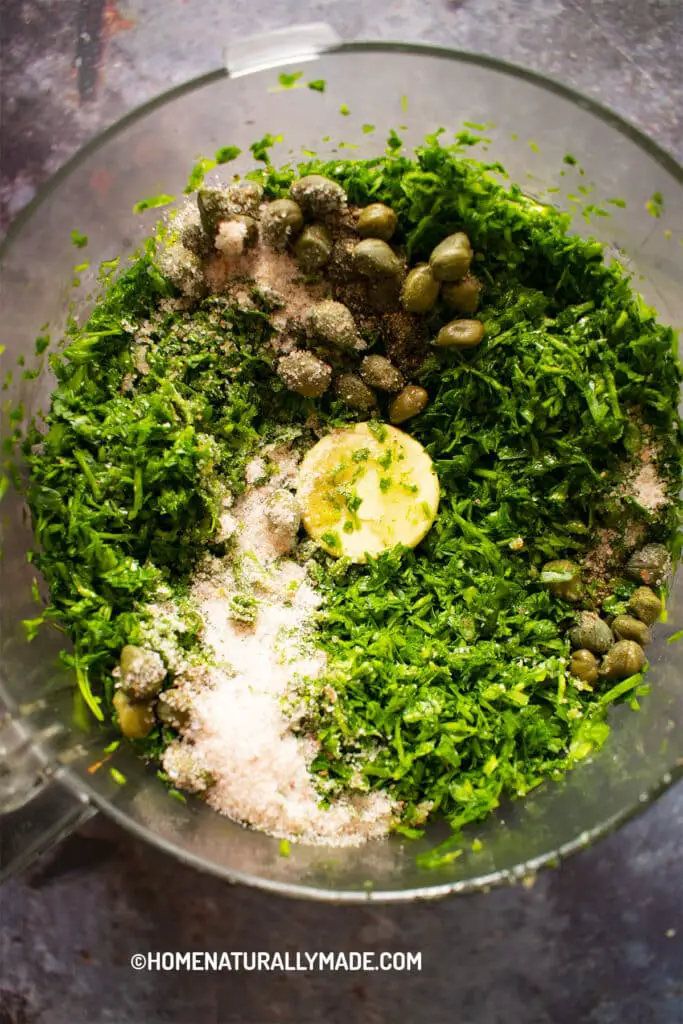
[1,30,682,902]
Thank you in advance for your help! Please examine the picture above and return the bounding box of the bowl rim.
[3,39,683,902]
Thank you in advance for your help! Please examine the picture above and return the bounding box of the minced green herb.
[185,158,218,194]
[18,131,682,855]
[133,193,176,214]
[276,72,303,90]
[228,593,259,624]
[71,230,89,248]
[307,79,326,93]
[250,133,283,164]
[215,145,242,164]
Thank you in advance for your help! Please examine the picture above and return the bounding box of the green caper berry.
[600,640,645,681]
[568,611,613,654]
[400,265,440,313]
[441,274,482,314]
[277,351,332,398]
[625,544,672,587]
[352,239,403,279]
[388,385,429,424]
[290,175,346,217]
[612,615,650,646]
[627,586,662,626]
[113,690,156,739]
[336,374,377,412]
[429,232,473,282]
[541,560,583,602]
[569,649,599,684]
[359,355,404,392]
[261,199,304,249]
[356,203,398,241]
[294,223,333,272]
[435,319,485,349]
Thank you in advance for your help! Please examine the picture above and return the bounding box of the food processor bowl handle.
[0,710,95,883]
[224,22,342,77]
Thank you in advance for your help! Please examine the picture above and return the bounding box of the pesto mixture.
[22,134,682,852]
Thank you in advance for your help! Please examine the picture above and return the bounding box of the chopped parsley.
[277,72,303,89]
[133,193,176,213]
[17,130,683,860]
[250,133,283,164]
[215,145,242,164]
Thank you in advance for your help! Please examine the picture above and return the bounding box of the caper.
[242,214,259,247]
[388,385,429,424]
[225,180,263,217]
[569,649,599,684]
[442,274,482,314]
[612,615,650,646]
[400,265,440,314]
[158,244,207,301]
[568,611,613,654]
[359,355,404,392]
[627,586,662,626]
[306,300,365,352]
[336,374,377,412]
[156,688,191,732]
[429,232,473,282]
[294,222,333,273]
[277,351,332,398]
[113,690,156,739]
[290,174,346,218]
[357,203,398,241]
[179,222,213,258]
[119,645,166,701]
[625,544,672,587]
[435,319,485,349]
[352,239,403,279]
[197,187,232,237]
[600,639,646,681]
[541,560,583,602]
[261,198,304,250]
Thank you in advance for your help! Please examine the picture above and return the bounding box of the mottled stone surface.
[2,786,683,1023]
[1,2,682,1022]
[1,0,682,231]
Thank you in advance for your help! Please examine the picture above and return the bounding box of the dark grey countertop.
[2,2,683,1022]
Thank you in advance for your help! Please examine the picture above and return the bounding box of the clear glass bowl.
[1,40,682,901]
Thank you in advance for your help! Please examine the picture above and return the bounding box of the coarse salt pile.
[203,206,327,341]
[215,219,248,259]
[627,442,668,511]
[162,448,395,846]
